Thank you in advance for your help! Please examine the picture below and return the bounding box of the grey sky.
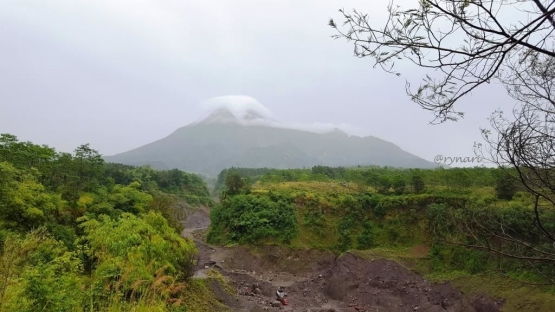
[1,0,512,165]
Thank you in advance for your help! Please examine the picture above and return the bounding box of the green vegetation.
[104,163,213,207]
[209,165,555,308]
[104,120,436,177]
[208,194,297,245]
[0,133,214,311]
[181,270,233,312]
[211,166,517,252]
[4,131,552,310]
[215,165,501,192]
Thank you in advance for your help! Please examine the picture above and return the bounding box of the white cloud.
[196,95,369,137]
[199,95,274,120]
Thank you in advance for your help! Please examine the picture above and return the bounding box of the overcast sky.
[1,0,513,165]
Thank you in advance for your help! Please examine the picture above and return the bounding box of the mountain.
[104,107,436,176]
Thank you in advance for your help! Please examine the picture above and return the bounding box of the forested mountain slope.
[105,107,436,176]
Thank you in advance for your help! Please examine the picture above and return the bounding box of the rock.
[271,300,281,307]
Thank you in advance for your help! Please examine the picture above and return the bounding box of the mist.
[0,0,512,164]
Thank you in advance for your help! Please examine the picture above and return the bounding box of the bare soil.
[182,210,505,312]
[182,207,211,230]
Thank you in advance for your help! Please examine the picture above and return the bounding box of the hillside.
[104,107,436,176]
[0,134,217,311]
[204,166,555,311]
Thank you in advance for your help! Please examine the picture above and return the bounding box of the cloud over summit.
[198,95,275,122]
[195,95,366,137]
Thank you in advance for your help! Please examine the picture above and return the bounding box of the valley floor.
[181,209,504,312]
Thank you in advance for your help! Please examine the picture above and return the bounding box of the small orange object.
[282,298,289,305]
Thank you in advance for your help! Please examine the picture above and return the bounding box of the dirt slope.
[182,209,505,312]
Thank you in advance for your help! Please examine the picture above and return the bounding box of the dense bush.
[0,229,85,312]
[336,215,355,251]
[0,134,204,311]
[495,172,517,200]
[80,212,197,307]
[104,164,213,206]
[357,221,374,249]
[208,194,298,244]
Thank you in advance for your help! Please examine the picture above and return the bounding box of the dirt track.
[181,209,505,312]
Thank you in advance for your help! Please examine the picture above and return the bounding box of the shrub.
[207,195,298,244]
[411,175,425,193]
[392,176,406,195]
[0,229,85,312]
[336,216,356,252]
[79,212,197,308]
[357,222,374,249]
[495,172,517,200]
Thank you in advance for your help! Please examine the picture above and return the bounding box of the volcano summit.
[104,96,436,175]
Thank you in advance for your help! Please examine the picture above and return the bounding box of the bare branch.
[331,0,555,122]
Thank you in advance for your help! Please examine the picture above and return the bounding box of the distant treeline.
[215,165,518,197]
[0,133,212,207]
[104,163,213,206]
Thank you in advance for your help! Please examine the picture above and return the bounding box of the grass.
[430,273,555,312]
[350,245,432,274]
[351,245,429,261]
[290,214,340,249]
[104,301,168,312]
[206,269,234,295]
[180,275,232,312]
[255,181,361,195]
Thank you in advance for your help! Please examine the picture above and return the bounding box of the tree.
[147,193,184,233]
[72,144,105,193]
[223,171,250,197]
[377,176,392,194]
[329,0,555,123]
[311,165,335,178]
[362,170,380,187]
[392,175,406,195]
[451,168,472,189]
[0,134,57,176]
[0,162,63,231]
[495,172,517,200]
[412,174,425,193]
[330,0,555,282]
[207,195,298,244]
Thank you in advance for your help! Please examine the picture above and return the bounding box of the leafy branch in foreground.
[330,0,555,123]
